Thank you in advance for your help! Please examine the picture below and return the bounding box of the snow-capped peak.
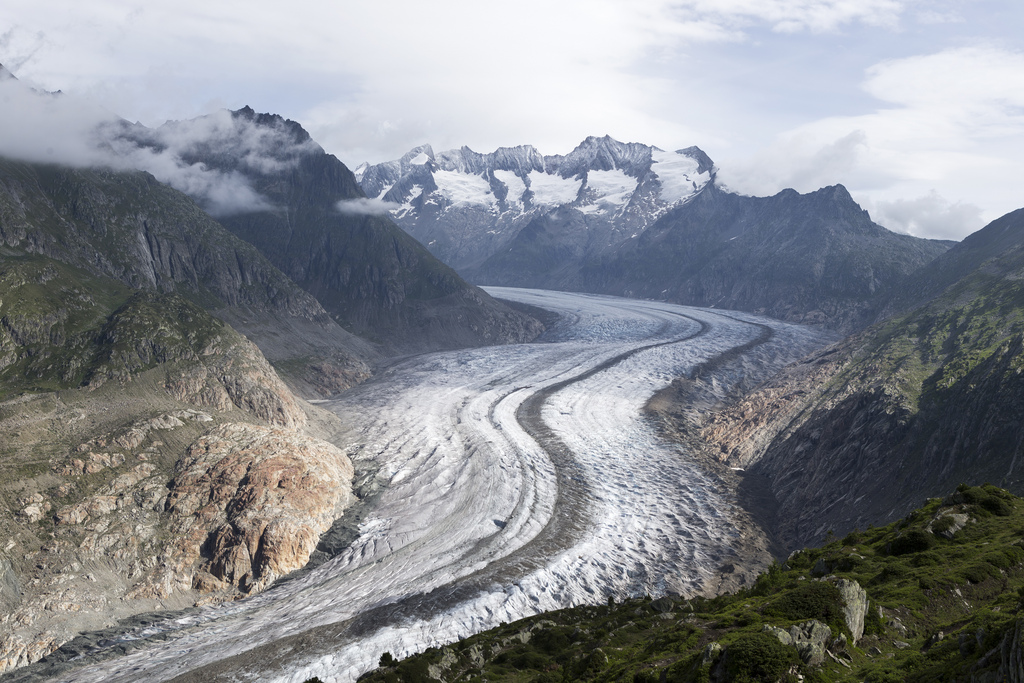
[356,138,715,271]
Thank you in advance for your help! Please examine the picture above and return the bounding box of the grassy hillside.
[348,485,1024,683]
[740,208,1024,550]
[0,254,229,398]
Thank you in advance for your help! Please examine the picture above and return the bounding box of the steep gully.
[5,289,827,683]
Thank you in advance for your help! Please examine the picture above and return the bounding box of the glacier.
[18,289,827,683]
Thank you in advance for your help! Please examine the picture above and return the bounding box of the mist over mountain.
[111,107,542,354]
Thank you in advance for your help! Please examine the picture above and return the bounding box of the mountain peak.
[230,106,312,145]
[676,146,715,176]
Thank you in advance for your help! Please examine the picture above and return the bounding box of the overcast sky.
[2,0,1022,240]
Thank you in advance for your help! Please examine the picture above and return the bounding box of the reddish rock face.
[164,423,354,594]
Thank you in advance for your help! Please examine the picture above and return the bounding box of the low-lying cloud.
[0,73,314,216]
[868,191,984,241]
[336,197,400,216]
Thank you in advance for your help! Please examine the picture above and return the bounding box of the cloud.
[336,197,400,216]
[867,191,984,240]
[3,0,1019,238]
[661,0,906,34]
[718,129,870,196]
[0,74,316,215]
[719,45,1024,239]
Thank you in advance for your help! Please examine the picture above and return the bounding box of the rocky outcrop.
[163,423,354,594]
[830,577,868,644]
[163,333,307,429]
[972,618,1024,683]
[0,300,354,673]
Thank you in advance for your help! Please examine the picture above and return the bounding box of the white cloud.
[0,75,317,215]
[660,0,906,34]
[720,45,1024,239]
[864,190,983,240]
[3,0,1021,239]
[336,197,400,216]
[718,129,871,196]
[0,75,118,166]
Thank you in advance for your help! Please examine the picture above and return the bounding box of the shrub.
[960,563,996,584]
[843,529,864,546]
[890,529,934,555]
[863,607,886,636]
[511,649,550,670]
[752,561,785,597]
[871,561,910,586]
[632,669,660,683]
[981,495,1013,516]
[724,632,800,682]
[911,551,942,567]
[532,627,571,655]
[763,582,844,628]
[931,516,956,534]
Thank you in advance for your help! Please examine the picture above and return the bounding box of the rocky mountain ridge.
[573,182,953,330]
[356,136,714,273]
[359,139,951,331]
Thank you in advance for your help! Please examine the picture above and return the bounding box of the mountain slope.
[675,206,1024,551]
[573,183,953,330]
[0,255,357,673]
[0,156,373,395]
[346,485,1024,683]
[118,108,542,353]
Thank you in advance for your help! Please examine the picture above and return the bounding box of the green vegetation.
[349,485,1024,683]
[0,254,224,398]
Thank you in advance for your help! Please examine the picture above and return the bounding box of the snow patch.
[494,170,526,208]
[527,171,582,206]
[584,169,637,210]
[408,152,430,165]
[433,170,496,208]
[651,150,708,205]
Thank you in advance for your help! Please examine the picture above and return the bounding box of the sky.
[1,0,1022,240]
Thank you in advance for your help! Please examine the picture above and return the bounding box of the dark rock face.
[133,108,542,354]
[687,207,1024,551]
[479,183,952,331]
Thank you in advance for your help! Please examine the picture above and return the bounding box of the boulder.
[832,577,868,644]
[789,620,832,666]
[762,625,793,646]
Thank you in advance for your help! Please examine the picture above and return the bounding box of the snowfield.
[32,289,827,683]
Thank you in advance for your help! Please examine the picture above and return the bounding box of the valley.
[2,289,827,683]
